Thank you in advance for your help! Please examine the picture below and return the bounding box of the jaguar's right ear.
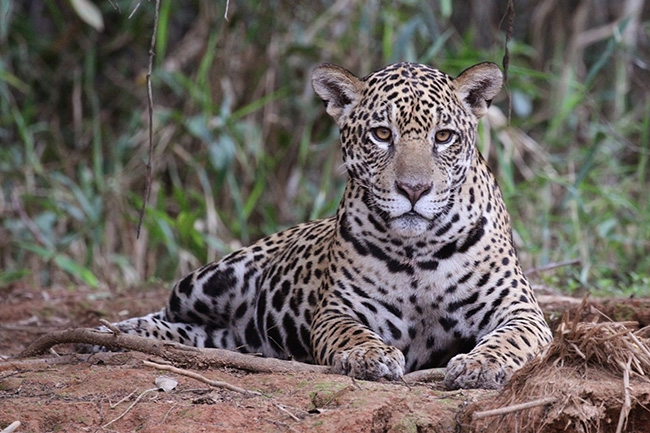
[312,64,364,126]
[453,62,503,119]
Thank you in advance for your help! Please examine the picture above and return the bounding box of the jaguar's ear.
[312,63,364,126]
[453,62,503,119]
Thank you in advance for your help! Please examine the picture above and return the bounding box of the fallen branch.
[472,396,557,420]
[143,360,261,396]
[18,327,329,374]
[17,326,447,383]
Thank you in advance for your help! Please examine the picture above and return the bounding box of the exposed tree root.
[401,367,446,383]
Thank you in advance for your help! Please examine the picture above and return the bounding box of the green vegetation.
[1,1,649,295]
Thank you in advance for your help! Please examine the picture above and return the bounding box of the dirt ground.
[1,284,650,433]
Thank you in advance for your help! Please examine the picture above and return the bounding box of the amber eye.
[371,127,393,143]
[434,130,454,144]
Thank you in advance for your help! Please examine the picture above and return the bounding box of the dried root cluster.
[466,307,650,433]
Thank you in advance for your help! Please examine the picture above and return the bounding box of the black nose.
[395,181,432,206]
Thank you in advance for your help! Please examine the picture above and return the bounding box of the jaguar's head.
[312,61,502,237]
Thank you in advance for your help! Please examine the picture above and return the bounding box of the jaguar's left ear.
[312,63,364,127]
[453,62,503,119]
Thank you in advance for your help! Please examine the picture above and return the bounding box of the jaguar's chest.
[345,276,482,371]
[325,219,498,348]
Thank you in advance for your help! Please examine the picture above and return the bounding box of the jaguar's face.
[312,61,503,237]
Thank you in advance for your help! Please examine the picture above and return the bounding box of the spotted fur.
[106,62,552,389]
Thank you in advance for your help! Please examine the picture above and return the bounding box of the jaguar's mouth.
[387,211,432,237]
[395,210,430,221]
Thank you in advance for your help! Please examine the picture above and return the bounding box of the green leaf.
[16,243,99,288]
[53,254,100,288]
[17,243,55,261]
[0,269,32,288]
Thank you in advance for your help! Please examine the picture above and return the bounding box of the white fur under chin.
[389,214,431,238]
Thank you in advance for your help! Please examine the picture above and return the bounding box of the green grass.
[1,1,649,296]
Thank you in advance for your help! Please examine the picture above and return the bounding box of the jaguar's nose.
[395,181,432,206]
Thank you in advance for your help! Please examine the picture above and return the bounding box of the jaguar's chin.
[389,212,431,238]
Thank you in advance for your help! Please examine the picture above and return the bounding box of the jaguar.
[104,61,552,389]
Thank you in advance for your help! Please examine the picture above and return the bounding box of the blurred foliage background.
[1,0,649,295]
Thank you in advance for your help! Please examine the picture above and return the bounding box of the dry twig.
[160,402,178,425]
[142,360,261,396]
[102,387,157,429]
[273,403,301,422]
[1,421,21,433]
[472,396,557,420]
[99,318,121,335]
[136,0,161,239]
[524,258,581,276]
[615,357,633,433]
[109,388,139,409]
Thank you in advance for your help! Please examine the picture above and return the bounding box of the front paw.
[331,344,405,381]
[444,353,512,390]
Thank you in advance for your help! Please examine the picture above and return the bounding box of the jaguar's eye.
[371,127,393,143]
[434,130,454,144]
